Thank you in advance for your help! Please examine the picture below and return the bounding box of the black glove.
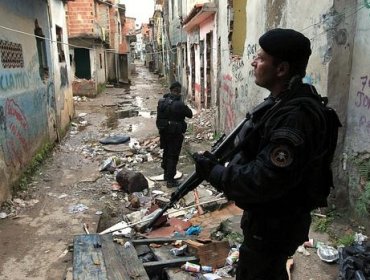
[193,151,219,181]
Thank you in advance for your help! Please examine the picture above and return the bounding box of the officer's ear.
[276,61,290,78]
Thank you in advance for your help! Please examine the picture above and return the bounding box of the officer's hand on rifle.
[192,151,219,181]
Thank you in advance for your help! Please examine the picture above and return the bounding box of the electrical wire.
[0,2,366,57]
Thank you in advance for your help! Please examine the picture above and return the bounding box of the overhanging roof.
[183,3,216,33]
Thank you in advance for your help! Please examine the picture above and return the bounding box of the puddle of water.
[116,109,139,118]
[135,96,143,107]
[138,111,155,118]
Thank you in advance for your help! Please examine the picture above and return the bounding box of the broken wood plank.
[73,234,107,280]
[99,235,135,280]
[101,235,150,280]
[131,236,196,245]
[164,267,196,280]
[184,240,230,268]
[142,256,198,270]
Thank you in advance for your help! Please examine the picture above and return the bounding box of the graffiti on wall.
[231,59,245,83]
[303,72,321,85]
[221,74,236,131]
[246,43,257,60]
[60,65,69,88]
[0,53,40,93]
[355,75,370,134]
[0,98,30,165]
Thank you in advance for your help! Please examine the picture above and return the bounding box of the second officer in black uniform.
[156,81,193,188]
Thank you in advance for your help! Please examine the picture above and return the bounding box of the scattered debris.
[116,168,149,193]
[99,134,130,145]
[317,244,339,263]
[68,203,89,214]
[338,243,370,279]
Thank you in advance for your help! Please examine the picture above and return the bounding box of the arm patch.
[270,128,304,146]
[270,144,294,168]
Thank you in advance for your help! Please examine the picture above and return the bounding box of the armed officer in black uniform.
[193,29,340,279]
[156,81,193,188]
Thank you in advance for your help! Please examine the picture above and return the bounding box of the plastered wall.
[215,0,370,216]
[0,0,74,204]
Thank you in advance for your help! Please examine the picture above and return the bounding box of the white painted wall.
[217,0,337,132]
[346,3,370,152]
[48,0,74,132]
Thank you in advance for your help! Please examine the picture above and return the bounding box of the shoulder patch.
[270,128,304,146]
[270,144,293,168]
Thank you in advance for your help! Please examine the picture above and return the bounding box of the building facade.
[0,0,74,203]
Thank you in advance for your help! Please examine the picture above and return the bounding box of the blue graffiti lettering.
[0,71,30,92]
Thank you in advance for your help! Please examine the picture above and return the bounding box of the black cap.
[259,28,311,63]
[170,81,182,90]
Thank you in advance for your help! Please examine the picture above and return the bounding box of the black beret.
[170,81,182,90]
[259,28,311,63]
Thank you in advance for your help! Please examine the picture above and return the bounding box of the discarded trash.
[95,211,103,215]
[214,265,234,277]
[99,135,130,145]
[303,238,315,248]
[226,248,240,265]
[354,233,368,245]
[124,241,131,248]
[100,221,131,235]
[170,245,187,256]
[151,190,165,196]
[186,225,201,235]
[0,212,7,219]
[297,245,311,256]
[317,244,339,263]
[203,273,221,280]
[99,157,116,172]
[68,203,89,214]
[201,265,213,273]
[338,244,370,280]
[183,262,201,273]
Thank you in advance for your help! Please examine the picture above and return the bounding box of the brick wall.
[67,0,95,37]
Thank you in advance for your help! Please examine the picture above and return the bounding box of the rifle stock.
[140,118,248,232]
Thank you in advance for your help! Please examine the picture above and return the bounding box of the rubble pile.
[187,107,217,142]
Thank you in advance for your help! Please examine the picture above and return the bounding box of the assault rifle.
[140,118,249,232]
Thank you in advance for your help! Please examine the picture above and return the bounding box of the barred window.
[0,40,24,68]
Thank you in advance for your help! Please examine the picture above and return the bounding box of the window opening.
[34,19,48,81]
[56,25,65,63]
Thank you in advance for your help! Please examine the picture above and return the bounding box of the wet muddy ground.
[0,62,341,280]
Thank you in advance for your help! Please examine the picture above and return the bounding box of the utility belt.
[168,120,186,134]
[168,120,181,125]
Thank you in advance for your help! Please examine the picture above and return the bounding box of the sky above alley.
[120,0,154,26]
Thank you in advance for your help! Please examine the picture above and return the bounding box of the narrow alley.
[0,62,342,280]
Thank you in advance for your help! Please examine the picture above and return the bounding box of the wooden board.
[149,171,182,181]
[184,240,230,268]
[73,234,108,280]
[73,234,149,280]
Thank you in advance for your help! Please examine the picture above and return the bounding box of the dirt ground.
[0,62,342,280]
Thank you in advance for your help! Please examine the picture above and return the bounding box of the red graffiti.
[194,83,201,93]
[4,98,29,165]
[221,74,236,131]
[6,99,28,129]
[223,74,232,81]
